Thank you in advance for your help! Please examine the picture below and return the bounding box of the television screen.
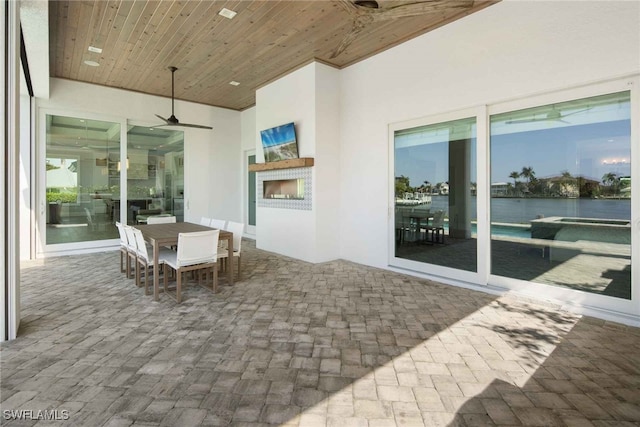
[260,122,299,162]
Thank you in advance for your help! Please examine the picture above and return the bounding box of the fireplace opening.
[263,178,305,200]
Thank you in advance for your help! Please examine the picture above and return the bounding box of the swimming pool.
[452,222,532,239]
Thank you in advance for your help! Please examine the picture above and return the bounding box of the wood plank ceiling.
[49,0,498,111]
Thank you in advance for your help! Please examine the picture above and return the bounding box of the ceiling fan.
[505,107,592,125]
[331,0,474,59]
[154,66,213,130]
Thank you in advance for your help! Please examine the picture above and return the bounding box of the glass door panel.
[248,154,257,227]
[394,117,477,272]
[126,126,184,224]
[45,115,120,244]
[490,91,631,299]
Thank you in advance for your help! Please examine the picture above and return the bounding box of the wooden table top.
[135,222,232,241]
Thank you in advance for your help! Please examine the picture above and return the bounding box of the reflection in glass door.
[394,117,477,272]
[45,115,120,245]
[490,91,631,299]
[126,126,184,225]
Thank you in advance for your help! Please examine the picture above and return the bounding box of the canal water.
[430,195,631,224]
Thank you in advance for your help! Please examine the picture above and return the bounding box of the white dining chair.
[218,220,245,280]
[210,218,226,230]
[131,227,172,295]
[200,216,212,226]
[115,222,130,274]
[122,225,139,280]
[147,215,177,224]
[160,230,220,303]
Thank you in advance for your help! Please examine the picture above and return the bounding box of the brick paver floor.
[2,239,640,426]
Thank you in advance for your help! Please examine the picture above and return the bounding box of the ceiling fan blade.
[154,114,170,124]
[561,107,592,118]
[371,0,474,21]
[153,122,213,130]
[336,0,359,15]
[330,17,370,58]
[505,117,548,124]
[174,122,213,130]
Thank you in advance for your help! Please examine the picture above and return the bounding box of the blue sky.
[260,123,296,148]
[395,120,630,186]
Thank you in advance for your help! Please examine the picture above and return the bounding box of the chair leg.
[176,270,182,304]
[213,264,218,293]
[144,263,151,296]
[163,264,169,294]
[120,250,125,273]
[236,254,241,281]
[135,258,141,287]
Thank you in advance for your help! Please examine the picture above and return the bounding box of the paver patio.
[2,240,640,426]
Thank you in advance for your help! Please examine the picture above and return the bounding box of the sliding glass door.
[391,112,479,279]
[490,91,632,300]
[42,115,184,252]
[44,115,121,245]
[126,125,184,224]
[390,78,637,318]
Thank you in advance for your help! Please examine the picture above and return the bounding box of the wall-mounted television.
[260,122,299,162]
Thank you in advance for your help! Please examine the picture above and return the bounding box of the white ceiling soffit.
[20,0,49,99]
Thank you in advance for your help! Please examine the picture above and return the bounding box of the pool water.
[450,223,532,239]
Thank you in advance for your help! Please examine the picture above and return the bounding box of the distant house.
[541,175,600,198]
[491,182,509,196]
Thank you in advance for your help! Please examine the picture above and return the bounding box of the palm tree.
[602,172,619,195]
[508,171,520,196]
[520,166,535,183]
[520,166,536,194]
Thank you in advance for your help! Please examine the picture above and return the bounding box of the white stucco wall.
[255,64,317,262]
[34,79,241,247]
[314,64,341,262]
[255,62,342,262]
[338,0,640,268]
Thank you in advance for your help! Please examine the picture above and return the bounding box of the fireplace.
[263,178,305,200]
[258,168,312,210]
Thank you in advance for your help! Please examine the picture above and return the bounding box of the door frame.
[388,105,488,286]
[36,107,127,257]
[244,149,256,237]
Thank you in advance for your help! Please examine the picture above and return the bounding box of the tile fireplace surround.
[257,167,312,210]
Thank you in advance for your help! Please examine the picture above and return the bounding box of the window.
[394,117,478,272]
[490,91,632,299]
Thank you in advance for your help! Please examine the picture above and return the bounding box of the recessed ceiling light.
[149,128,154,131]
[229,81,240,86]
[84,60,100,67]
[88,46,102,53]
[79,119,85,122]
[219,8,237,19]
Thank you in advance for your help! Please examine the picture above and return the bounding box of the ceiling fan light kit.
[154,66,213,130]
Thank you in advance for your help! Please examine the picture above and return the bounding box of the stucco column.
[448,138,471,239]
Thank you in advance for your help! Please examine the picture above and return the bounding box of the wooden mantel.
[248,157,314,172]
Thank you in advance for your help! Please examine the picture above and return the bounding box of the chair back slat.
[226,221,245,253]
[115,222,128,246]
[123,226,137,251]
[147,215,177,224]
[176,230,219,268]
[210,218,226,230]
[132,228,150,262]
[432,210,446,228]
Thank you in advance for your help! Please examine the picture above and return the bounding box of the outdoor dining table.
[134,222,234,301]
